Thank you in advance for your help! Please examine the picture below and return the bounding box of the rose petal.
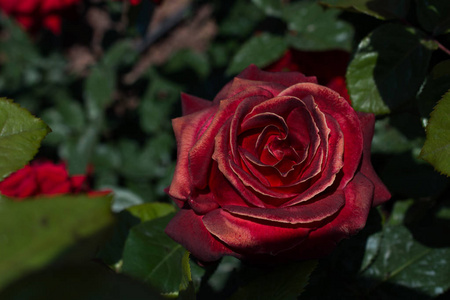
[282,115,344,206]
[213,77,287,103]
[165,209,235,262]
[357,112,391,206]
[222,189,345,224]
[168,105,217,202]
[191,87,273,190]
[279,83,362,189]
[275,172,375,260]
[203,209,312,255]
[181,93,213,116]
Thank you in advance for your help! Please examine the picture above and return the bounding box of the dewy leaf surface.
[347,24,433,115]
[0,99,50,179]
[0,195,114,289]
[420,91,450,176]
[122,214,187,294]
[362,224,450,297]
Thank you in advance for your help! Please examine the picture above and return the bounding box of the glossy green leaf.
[415,0,450,35]
[319,0,411,19]
[127,202,175,222]
[229,260,317,300]
[362,225,450,297]
[122,214,187,294]
[0,98,50,179]
[347,24,433,115]
[251,0,284,17]
[420,91,450,176]
[283,1,354,51]
[109,187,145,213]
[417,60,450,119]
[226,33,288,75]
[0,195,114,289]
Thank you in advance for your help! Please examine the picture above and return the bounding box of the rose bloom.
[0,160,108,200]
[0,0,80,34]
[165,65,390,262]
[265,49,351,102]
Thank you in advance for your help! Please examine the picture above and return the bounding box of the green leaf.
[229,260,317,300]
[0,195,114,289]
[372,115,425,154]
[138,73,180,135]
[84,66,115,122]
[417,60,450,119]
[319,0,411,20]
[226,33,288,75]
[420,91,450,176]
[415,0,450,35]
[251,0,284,17]
[0,99,50,179]
[361,225,450,298]
[64,125,99,175]
[127,202,175,222]
[283,1,354,51]
[122,214,187,294]
[164,49,210,79]
[219,0,265,38]
[109,187,145,213]
[347,24,433,115]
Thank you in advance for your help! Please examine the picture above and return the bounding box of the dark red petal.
[203,208,312,255]
[213,77,287,103]
[279,83,362,189]
[190,87,273,191]
[357,112,391,206]
[237,64,316,89]
[165,209,235,262]
[282,115,344,206]
[168,106,217,202]
[276,172,375,260]
[222,189,344,224]
[180,93,213,116]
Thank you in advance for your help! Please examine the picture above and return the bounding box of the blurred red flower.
[265,49,351,102]
[0,160,109,200]
[0,0,81,35]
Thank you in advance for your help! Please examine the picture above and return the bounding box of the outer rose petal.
[278,173,374,260]
[165,209,235,261]
[357,112,391,206]
[203,209,312,256]
[214,65,316,102]
[180,93,212,116]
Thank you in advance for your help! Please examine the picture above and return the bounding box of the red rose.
[0,160,107,200]
[0,0,80,34]
[265,49,351,102]
[165,65,390,262]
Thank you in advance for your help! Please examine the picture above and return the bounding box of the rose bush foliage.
[165,65,391,262]
[0,0,80,34]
